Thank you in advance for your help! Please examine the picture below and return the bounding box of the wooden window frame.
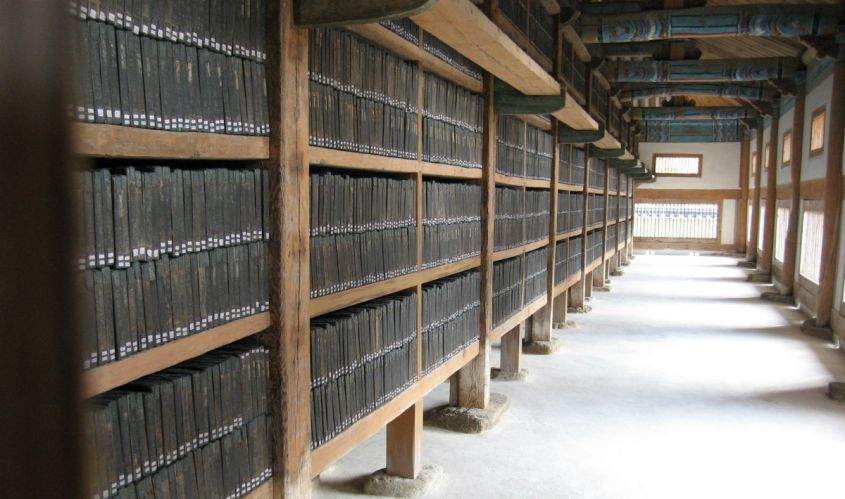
[781,129,792,168]
[652,153,703,178]
[633,199,722,243]
[810,106,826,158]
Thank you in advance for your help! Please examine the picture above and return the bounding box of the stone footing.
[610,270,624,277]
[490,368,529,381]
[761,291,795,304]
[552,320,577,330]
[800,319,835,342]
[746,272,772,283]
[362,465,443,498]
[523,337,562,355]
[568,305,592,314]
[737,260,756,268]
[424,393,509,434]
[828,382,845,402]
[595,285,611,292]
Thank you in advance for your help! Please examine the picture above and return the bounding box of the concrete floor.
[313,254,845,499]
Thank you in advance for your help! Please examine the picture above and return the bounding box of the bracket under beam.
[630,106,759,121]
[617,83,777,103]
[494,80,566,116]
[604,58,802,83]
[294,0,436,27]
[589,146,626,158]
[558,123,606,144]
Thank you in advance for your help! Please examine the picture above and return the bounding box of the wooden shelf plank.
[525,178,552,189]
[493,173,552,189]
[411,0,559,96]
[551,99,599,132]
[594,131,622,150]
[587,187,604,195]
[490,294,547,341]
[244,480,272,499]
[346,23,484,93]
[310,147,420,174]
[492,238,549,263]
[586,222,603,232]
[421,161,483,179]
[518,114,552,131]
[82,313,271,398]
[558,183,585,192]
[555,228,583,241]
[74,123,270,160]
[311,341,480,477]
[620,150,635,160]
[310,257,481,318]
[586,257,603,274]
[608,219,618,226]
[553,272,583,297]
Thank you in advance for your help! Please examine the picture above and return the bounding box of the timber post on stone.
[779,71,807,297]
[758,100,780,277]
[748,119,764,264]
[737,129,751,255]
[811,33,845,330]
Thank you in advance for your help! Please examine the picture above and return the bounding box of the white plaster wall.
[721,199,736,245]
[761,120,771,188]
[638,142,741,190]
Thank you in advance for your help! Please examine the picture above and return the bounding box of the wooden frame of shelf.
[555,228,584,241]
[493,238,550,263]
[494,173,552,189]
[553,272,583,298]
[490,294,548,342]
[558,182,585,192]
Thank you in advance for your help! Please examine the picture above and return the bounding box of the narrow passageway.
[314,254,845,499]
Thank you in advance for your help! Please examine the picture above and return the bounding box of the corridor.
[315,254,845,499]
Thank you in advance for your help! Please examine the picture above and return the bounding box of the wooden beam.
[494,79,566,115]
[558,123,606,143]
[618,83,776,103]
[386,401,423,479]
[266,0,312,496]
[500,323,523,374]
[760,101,780,274]
[736,132,750,255]
[814,38,845,327]
[604,58,802,83]
[590,40,701,61]
[631,106,758,121]
[589,145,626,158]
[748,121,764,263]
[580,5,841,44]
[641,120,742,143]
[294,0,436,27]
[780,72,806,295]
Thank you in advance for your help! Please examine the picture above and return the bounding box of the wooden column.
[386,401,423,479]
[553,289,568,327]
[0,2,82,497]
[780,72,806,295]
[736,132,750,254]
[500,322,523,374]
[760,102,780,274]
[267,0,312,495]
[452,74,495,409]
[747,121,764,262]
[814,38,845,327]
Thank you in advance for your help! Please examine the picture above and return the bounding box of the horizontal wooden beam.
[608,159,640,169]
[590,40,701,61]
[617,83,776,102]
[294,0,436,27]
[589,146,626,158]
[494,79,566,115]
[558,123,605,143]
[581,5,841,43]
[631,106,758,121]
[642,119,743,142]
[604,57,802,83]
[574,0,705,15]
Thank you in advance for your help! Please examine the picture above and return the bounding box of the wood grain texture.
[386,401,423,479]
[82,313,270,398]
[492,238,550,262]
[500,322,523,373]
[310,147,483,180]
[245,481,273,499]
[635,189,741,201]
[491,295,548,342]
[760,111,779,273]
[780,78,806,294]
[736,136,750,254]
[74,123,270,159]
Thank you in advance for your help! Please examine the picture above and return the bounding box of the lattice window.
[774,203,790,263]
[757,203,765,252]
[634,202,718,239]
[653,154,702,177]
[746,200,753,243]
[800,202,824,283]
[782,130,792,168]
[811,107,825,157]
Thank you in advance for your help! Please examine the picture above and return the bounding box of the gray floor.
[313,254,845,499]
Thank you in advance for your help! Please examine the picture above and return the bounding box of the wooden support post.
[736,132,750,254]
[585,271,594,298]
[760,101,780,274]
[592,265,604,287]
[267,0,312,495]
[814,38,845,327]
[569,279,585,308]
[386,401,423,479]
[451,73,495,409]
[780,72,806,295]
[0,3,82,497]
[553,289,568,326]
[500,322,523,374]
[748,121,764,262]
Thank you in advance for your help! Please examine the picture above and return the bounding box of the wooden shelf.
[586,257,603,274]
[310,257,481,318]
[608,219,618,227]
[490,294,547,341]
[604,248,616,260]
[346,23,483,94]
[74,123,270,160]
[494,173,551,189]
[558,182,585,192]
[594,131,622,150]
[553,272,582,298]
[411,0,559,96]
[310,147,483,180]
[518,114,552,131]
[493,238,550,263]
[81,313,271,398]
[586,222,603,232]
[310,341,480,477]
[551,98,599,132]
[244,480,272,499]
[587,187,604,195]
[620,150,635,160]
[555,228,583,241]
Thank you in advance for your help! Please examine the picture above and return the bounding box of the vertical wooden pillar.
[386,401,423,479]
[760,101,780,274]
[500,322,523,374]
[780,72,806,295]
[585,271,594,297]
[452,74,495,409]
[736,132,750,254]
[267,0,312,495]
[553,289,568,326]
[814,38,845,327]
[0,2,82,497]
[748,120,764,262]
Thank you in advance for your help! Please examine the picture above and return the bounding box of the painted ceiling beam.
[604,57,802,83]
[580,5,841,44]
[641,119,743,143]
[630,106,758,121]
[617,83,777,102]
[294,0,435,27]
[590,40,701,61]
[573,0,706,16]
